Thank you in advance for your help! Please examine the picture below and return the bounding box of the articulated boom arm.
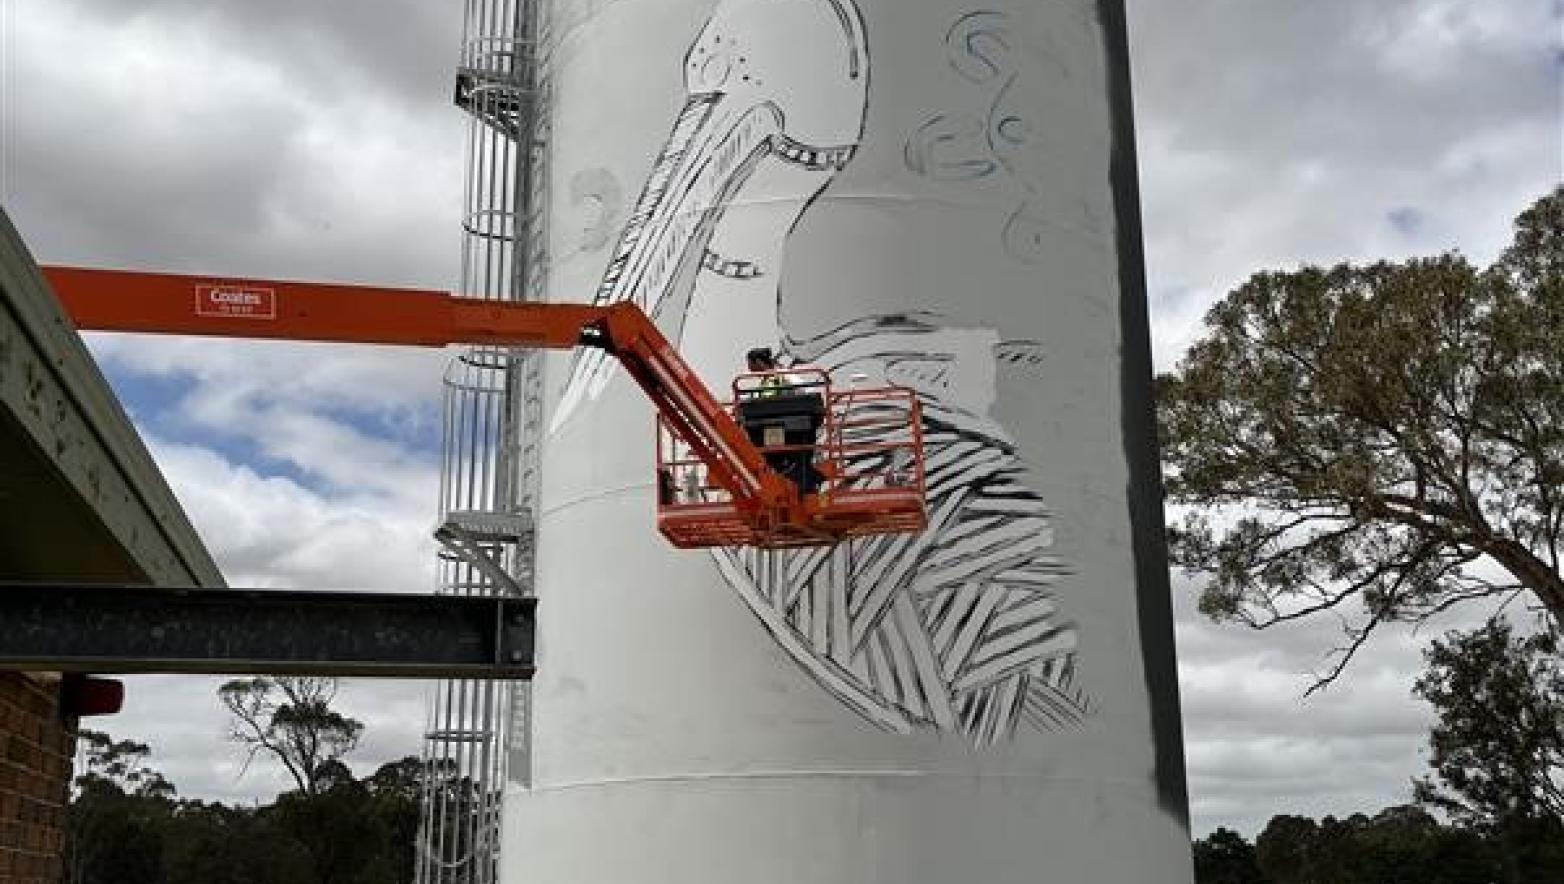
[42,266,798,524]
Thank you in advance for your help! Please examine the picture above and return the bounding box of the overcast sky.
[2,0,1559,839]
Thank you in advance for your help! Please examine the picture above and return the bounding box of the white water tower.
[501,1,1191,880]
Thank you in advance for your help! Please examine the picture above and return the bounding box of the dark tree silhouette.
[1414,619,1564,882]
[1192,827,1267,884]
[217,677,364,795]
[67,731,175,884]
[1245,807,1503,884]
[67,733,421,884]
[1415,619,1564,824]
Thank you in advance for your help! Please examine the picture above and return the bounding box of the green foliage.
[68,735,424,884]
[69,779,169,884]
[271,769,411,884]
[1414,620,1564,832]
[1192,826,1265,884]
[1159,189,1564,683]
[1198,806,1518,884]
[73,685,416,883]
[68,730,178,884]
[157,801,312,884]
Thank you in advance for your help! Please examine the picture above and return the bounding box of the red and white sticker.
[194,284,277,320]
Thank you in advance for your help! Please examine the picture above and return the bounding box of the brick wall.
[0,673,70,884]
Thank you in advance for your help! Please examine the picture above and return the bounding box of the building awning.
[0,208,222,587]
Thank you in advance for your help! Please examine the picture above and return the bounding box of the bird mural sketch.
[550,0,1091,745]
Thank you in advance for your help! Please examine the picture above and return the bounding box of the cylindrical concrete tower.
[504,1,1190,881]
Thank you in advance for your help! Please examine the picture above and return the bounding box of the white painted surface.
[505,1,1191,880]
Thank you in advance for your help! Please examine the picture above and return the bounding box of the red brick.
[0,674,71,884]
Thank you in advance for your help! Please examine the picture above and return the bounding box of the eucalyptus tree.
[1159,189,1562,682]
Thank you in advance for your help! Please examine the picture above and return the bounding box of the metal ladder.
[414,1,548,881]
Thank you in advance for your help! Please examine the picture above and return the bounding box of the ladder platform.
[436,510,533,545]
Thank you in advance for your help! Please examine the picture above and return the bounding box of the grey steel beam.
[0,584,535,679]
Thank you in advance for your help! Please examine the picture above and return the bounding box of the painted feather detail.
[710,315,1091,745]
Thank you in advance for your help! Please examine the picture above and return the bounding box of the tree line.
[1194,805,1561,884]
[67,677,495,884]
[68,729,421,884]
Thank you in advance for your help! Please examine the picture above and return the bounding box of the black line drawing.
[993,339,1048,372]
[947,10,1013,83]
[906,9,1071,265]
[904,114,996,180]
[716,315,1091,744]
[550,0,866,427]
[551,0,1090,744]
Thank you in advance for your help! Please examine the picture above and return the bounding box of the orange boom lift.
[43,266,927,549]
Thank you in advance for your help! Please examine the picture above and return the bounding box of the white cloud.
[4,0,467,806]
[84,333,447,508]
[149,439,437,590]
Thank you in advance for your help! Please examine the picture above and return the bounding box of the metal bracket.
[433,510,533,598]
[454,67,535,139]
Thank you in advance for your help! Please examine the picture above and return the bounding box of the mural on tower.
[905,10,1086,265]
[549,0,1092,745]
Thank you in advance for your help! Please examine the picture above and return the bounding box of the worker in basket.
[746,347,788,396]
[740,347,824,494]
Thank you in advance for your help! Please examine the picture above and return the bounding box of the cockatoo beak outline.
[550,0,868,432]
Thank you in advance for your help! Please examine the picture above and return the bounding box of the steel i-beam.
[0,584,535,679]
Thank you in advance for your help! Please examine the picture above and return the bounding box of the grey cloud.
[1180,674,1431,743]
[8,85,302,268]
[1133,0,1555,159]
[7,0,466,289]
[1130,0,1561,368]
[1173,570,1504,835]
[66,0,459,109]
